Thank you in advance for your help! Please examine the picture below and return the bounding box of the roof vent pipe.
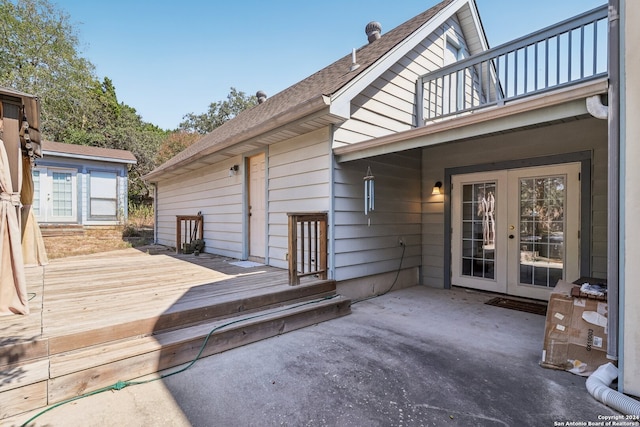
[350,48,360,72]
[365,21,382,43]
[256,90,267,104]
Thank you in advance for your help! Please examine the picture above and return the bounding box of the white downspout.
[586,363,640,415]
[152,183,158,244]
[606,0,621,375]
[586,95,609,120]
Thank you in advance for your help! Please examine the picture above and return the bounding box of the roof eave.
[144,94,331,182]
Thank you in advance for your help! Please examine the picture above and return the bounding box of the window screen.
[90,171,118,217]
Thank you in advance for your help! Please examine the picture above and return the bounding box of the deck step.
[0,291,350,419]
[0,381,48,420]
[48,280,338,354]
[1,254,347,421]
[47,294,350,404]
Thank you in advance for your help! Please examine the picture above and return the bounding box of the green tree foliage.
[1,0,256,201]
[179,87,257,134]
[61,77,167,199]
[156,87,257,168]
[155,131,200,166]
[0,0,166,199]
[0,0,95,138]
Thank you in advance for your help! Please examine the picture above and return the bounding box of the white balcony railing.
[416,5,608,125]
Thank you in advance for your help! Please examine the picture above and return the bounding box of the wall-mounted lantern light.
[432,181,443,195]
[229,164,239,177]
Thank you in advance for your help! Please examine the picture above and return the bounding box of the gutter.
[144,94,331,182]
[607,0,620,364]
[41,151,137,165]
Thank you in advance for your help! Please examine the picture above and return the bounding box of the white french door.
[33,167,77,223]
[451,163,580,300]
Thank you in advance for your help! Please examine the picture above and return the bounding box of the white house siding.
[154,158,244,259]
[267,128,331,269]
[333,151,422,282]
[421,117,608,288]
[333,15,470,148]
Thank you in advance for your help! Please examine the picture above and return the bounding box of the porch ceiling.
[334,78,608,163]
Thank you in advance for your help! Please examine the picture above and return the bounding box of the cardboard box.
[541,280,612,376]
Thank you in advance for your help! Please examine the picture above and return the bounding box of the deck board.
[1,247,295,344]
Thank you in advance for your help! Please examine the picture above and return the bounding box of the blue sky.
[52,0,605,131]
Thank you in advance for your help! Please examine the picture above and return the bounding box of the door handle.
[509,234,515,239]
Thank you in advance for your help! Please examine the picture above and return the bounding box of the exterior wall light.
[432,181,443,195]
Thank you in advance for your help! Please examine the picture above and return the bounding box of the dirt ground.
[42,226,155,260]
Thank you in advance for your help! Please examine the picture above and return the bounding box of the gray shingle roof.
[42,140,137,164]
[147,0,453,178]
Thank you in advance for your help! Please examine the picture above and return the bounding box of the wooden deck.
[0,246,350,419]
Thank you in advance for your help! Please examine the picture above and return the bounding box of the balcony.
[416,5,608,125]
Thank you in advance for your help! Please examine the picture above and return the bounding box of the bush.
[127,202,154,229]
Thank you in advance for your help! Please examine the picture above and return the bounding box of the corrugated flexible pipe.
[586,363,640,416]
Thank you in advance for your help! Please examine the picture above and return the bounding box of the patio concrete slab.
[9,285,619,426]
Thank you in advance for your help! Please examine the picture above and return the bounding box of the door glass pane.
[32,170,40,216]
[519,175,565,287]
[461,182,496,280]
[52,172,73,216]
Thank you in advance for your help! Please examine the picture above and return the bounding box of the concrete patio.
[8,285,620,426]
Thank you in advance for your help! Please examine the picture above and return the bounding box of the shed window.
[90,171,118,218]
